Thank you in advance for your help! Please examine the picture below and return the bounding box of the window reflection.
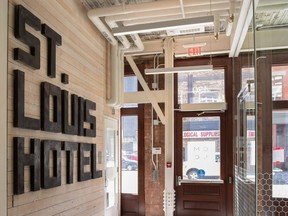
[272,110,288,198]
[121,116,138,194]
[178,69,225,104]
[182,117,221,180]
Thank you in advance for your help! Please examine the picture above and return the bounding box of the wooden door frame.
[120,105,145,216]
[174,56,234,215]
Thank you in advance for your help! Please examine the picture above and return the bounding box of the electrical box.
[152,147,161,155]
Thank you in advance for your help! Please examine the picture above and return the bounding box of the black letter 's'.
[14,5,41,69]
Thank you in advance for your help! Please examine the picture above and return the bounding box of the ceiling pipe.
[105,18,144,52]
[106,44,121,107]
[105,2,237,26]
[124,34,144,53]
[87,12,132,50]
[87,16,126,108]
[214,14,220,40]
[179,0,186,18]
[87,15,118,46]
[225,15,234,36]
[226,0,235,36]
[108,21,131,49]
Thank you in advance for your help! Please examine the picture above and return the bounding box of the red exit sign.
[188,47,202,56]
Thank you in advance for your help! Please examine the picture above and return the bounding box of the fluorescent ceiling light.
[182,42,207,48]
[112,16,214,36]
[144,65,213,75]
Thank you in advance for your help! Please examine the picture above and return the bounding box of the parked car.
[123,154,138,161]
[122,157,138,171]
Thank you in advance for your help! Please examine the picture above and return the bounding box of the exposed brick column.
[144,104,165,216]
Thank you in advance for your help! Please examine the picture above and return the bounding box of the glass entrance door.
[104,118,119,216]
[121,115,138,194]
[120,106,145,216]
[175,112,228,216]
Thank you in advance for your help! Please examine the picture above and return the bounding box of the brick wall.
[144,103,165,216]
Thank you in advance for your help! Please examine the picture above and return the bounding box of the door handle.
[228,176,233,184]
[176,175,182,186]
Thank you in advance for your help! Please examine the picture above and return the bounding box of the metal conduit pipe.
[118,50,124,107]
[107,44,120,106]
[87,11,132,50]
[214,14,220,40]
[87,15,118,46]
[179,0,186,18]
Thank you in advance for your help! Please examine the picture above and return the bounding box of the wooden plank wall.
[1,1,8,216]
[8,0,117,215]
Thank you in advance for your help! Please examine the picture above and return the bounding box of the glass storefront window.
[124,76,138,92]
[272,66,288,101]
[123,76,138,108]
[245,115,256,181]
[121,116,138,194]
[106,129,115,168]
[272,110,288,198]
[242,67,255,89]
[241,67,255,103]
[178,69,225,104]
